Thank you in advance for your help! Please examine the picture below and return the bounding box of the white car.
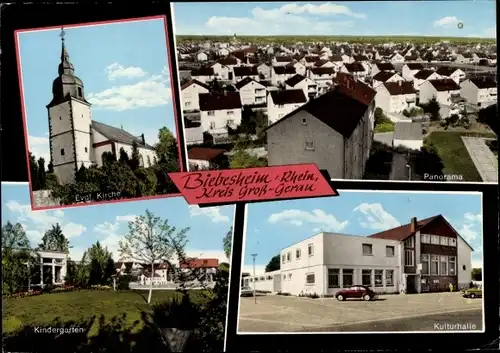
[240,286,254,297]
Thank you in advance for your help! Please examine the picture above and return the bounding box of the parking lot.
[238,292,483,333]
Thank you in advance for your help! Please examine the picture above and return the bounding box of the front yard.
[425,131,495,182]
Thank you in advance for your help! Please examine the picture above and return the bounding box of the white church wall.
[115,142,157,168]
[48,101,72,135]
[74,132,93,168]
[93,144,113,167]
[51,133,75,167]
[92,130,108,143]
[71,100,92,131]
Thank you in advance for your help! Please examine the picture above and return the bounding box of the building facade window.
[421,254,429,275]
[421,234,430,243]
[306,273,315,284]
[386,246,395,257]
[362,269,372,286]
[449,238,457,247]
[207,111,215,116]
[288,273,292,279]
[362,244,373,256]
[385,270,394,286]
[440,256,448,275]
[404,249,414,266]
[296,249,301,259]
[209,121,216,129]
[328,268,340,288]
[448,256,456,275]
[431,255,439,275]
[308,243,314,256]
[431,235,440,245]
[60,148,65,156]
[281,254,285,264]
[84,147,88,153]
[374,270,383,287]
[440,237,449,246]
[227,110,234,115]
[227,119,234,126]
[405,237,415,248]
[302,117,308,125]
[342,269,354,287]
[305,140,314,150]
[286,252,291,262]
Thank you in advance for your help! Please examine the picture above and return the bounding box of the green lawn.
[3,289,209,335]
[374,121,395,133]
[425,131,495,182]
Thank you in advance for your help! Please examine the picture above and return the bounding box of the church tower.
[46,28,93,185]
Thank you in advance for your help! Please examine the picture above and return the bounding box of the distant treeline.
[175,35,496,45]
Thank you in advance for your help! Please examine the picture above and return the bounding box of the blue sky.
[2,183,234,263]
[173,1,496,38]
[243,190,483,274]
[17,17,177,163]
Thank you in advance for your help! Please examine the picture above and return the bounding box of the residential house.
[301,55,320,67]
[340,62,367,81]
[181,79,210,112]
[179,258,220,282]
[460,77,498,106]
[197,52,208,61]
[218,48,230,57]
[233,66,259,83]
[266,76,376,180]
[285,74,318,100]
[272,56,292,66]
[199,91,243,134]
[393,122,423,150]
[375,81,418,113]
[188,147,227,170]
[256,63,272,80]
[370,62,396,77]
[267,89,308,124]
[191,67,215,83]
[308,67,336,89]
[389,52,405,63]
[419,79,461,105]
[211,62,233,81]
[294,61,307,76]
[271,66,296,86]
[413,69,441,90]
[31,251,68,287]
[436,67,467,84]
[184,118,204,145]
[314,59,335,68]
[372,71,405,88]
[235,77,267,106]
[455,52,474,64]
[402,63,425,81]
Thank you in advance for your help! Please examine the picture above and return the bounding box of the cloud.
[28,135,51,165]
[268,209,348,232]
[434,16,460,28]
[203,3,361,35]
[105,63,147,80]
[87,65,171,111]
[94,221,120,236]
[353,203,400,231]
[464,212,482,223]
[5,200,86,244]
[458,224,478,242]
[189,206,230,223]
[116,214,138,223]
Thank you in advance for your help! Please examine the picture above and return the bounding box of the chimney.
[140,133,145,145]
[410,217,417,233]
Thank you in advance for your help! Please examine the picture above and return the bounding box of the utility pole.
[251,253,258,304]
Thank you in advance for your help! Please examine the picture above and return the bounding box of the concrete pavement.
[461,137,498,182]
[374,132,393,147]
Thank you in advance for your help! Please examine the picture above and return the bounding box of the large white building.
[47,32,157,185]
[460,77,497,106]
[244,215,474,297]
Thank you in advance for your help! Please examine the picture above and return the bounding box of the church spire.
[58,27,75,76]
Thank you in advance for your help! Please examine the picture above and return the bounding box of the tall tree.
[38,223,71,254]
[265,254,280,273]
[155,127,178,163]
[119,210,190,303]
[37,157,47,189]
[29,152,40,191]
[2,222,39,294]
[425,97,441,121]
[87,241,115,285]
[119,147,130,164]
[129,141,141,171]
[223,227,232,260]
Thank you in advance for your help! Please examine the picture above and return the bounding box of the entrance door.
[273,274,281,293]
[406,275,417,294]
[228,72,233,81]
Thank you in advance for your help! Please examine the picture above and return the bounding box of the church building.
[46,29,157,185]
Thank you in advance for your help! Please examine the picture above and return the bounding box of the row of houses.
[242,215,474,296]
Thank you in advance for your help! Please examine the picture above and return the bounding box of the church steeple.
[58,27,75,76]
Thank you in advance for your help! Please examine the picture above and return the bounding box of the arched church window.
[147,156,151,167]
[78,87,82,97]
[139,155,144,167]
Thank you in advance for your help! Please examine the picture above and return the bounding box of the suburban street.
[238,292,483,333]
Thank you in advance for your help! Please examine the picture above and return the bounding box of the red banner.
[168,164,338,205]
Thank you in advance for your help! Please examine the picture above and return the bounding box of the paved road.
[296,309,483,332]
[390,152,410,181]
[461,137,498,183]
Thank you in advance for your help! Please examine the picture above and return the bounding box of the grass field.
[176,35,496,45]
[426,131,495,181]
[3,289,209,335]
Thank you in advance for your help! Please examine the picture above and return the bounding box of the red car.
[335,285,376,301]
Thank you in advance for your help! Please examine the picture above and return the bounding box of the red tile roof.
[383,81,417,95]
[188,147,227,161]
[428,78,461,91]
[369,215,440,241]
[181,79,210,91]
[199,91,242,111]
[270,89,307,105]
[180,258,219,268]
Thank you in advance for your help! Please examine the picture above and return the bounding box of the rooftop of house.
[199,91,242,111]
[92,121,154,149]
[285,74,307,87]
[181,78,210,91]
[427,78,461,91]
[383,81,417,95]
[188,147,227,161]
[469,77,497,89]
[270,88,307,105]
[414,69,437,80]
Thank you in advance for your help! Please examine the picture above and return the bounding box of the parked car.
[336,285,376,301]
[462,287,482,299]
[240,286,254,297]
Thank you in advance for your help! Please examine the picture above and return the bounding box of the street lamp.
[251,253,258,304]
